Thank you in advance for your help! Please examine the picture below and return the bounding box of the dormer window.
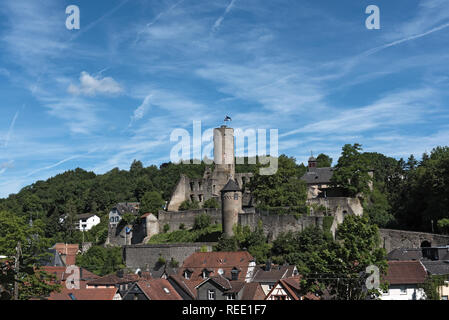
[231,268,240,281]
[202,269,211,279]
[183,270,193,280]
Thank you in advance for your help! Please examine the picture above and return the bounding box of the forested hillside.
[1,145,449,247]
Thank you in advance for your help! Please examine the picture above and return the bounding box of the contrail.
[4,110,19,148]
[134,0,185,45]
[362,21,449,57]
[212,0,237,33]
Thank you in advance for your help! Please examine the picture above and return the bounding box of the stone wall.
[379,229,449,253]
[239,212,324,241]
[158,209,222,233]
[124,243,215,272]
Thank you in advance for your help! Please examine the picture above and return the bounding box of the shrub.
[163,224,170,233]
[194,213,211,230]
[203,198,219,209]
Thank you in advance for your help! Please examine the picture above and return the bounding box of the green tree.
[363,187,395,228]
[331,144,372,197]
[437,218,449,235]
[194,214,211,230]
[0,211,60,300]
[249,155,307,208]
[316,154,333,168]
[76,246,124,276]
[331,215,388,300]
[140,191,165,215]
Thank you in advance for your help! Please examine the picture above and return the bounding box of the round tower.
[221,179,242,238]
[214,125,235,175]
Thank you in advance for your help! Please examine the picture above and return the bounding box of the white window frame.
[208,290,216,300]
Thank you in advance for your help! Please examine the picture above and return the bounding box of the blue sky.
[1,0,449,198]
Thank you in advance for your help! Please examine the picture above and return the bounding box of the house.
[179,251,256,283]
[167,275,199,300]
[76,213,101,231]
[40,266,99,289]
[387,246,449,262]
[195,275,265,300]
[52,243,80,266]
[48,287,121,300]
[86,270,152,297]
[122,279,182,300]
[265,276,320,300]
[251,264,298,296]
[380,260,427,300]
[422,260,449,300]
[109,202,140,227]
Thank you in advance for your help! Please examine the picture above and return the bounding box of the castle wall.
[239,212,324,241]
[158,209,222,233]
[379,229,449,253]
[124,243,215,272]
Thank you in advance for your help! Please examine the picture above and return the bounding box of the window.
[227,293,236,300]
[231,268,239,281]
[234,193,239,200]
[400,286,407,295]
[268,284,274,290]
[208,290,216,300]
[184,270,191,279]
[442,296,448,300]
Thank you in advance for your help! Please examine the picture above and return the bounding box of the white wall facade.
[380,285,426,300]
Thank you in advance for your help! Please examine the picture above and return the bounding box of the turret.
[221,179,242,238]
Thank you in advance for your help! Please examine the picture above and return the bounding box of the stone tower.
[221,179,243,238]
[212,125,235,196]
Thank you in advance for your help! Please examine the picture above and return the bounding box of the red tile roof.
[266,276,320,300]
[48,287,118,300]
[241,282,266,300]
[39,266,99,288]
[87,272,152,286]
[168,275,199,299]
[179,251,255,282]
[53,244,79,266]
[136,279,182,300]
[383,261,427,285]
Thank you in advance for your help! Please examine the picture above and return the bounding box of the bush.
[163,224,170,233]
[194,213,211,230]
[203,198,219,209]
[437,218,449,235]
[179,200,200,211]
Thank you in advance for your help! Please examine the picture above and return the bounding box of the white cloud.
[130,94,153,124]
[68,71,123,97]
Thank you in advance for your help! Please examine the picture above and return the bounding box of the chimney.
[266,259,272,271]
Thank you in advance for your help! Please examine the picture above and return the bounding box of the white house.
[380,260,427,300]
[76,213,101,231]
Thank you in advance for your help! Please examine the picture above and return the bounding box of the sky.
[1,0,449,198]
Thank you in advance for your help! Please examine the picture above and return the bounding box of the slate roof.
[179,251,254,282]
[39,249,65,267]
[383,261,427,285]
[252,265,297,283]
[48,287,118,300]
[301,167,334,185]
[135,279,182,300]
[114,202,140,215]
[387,248,422,261]
[76,213,97,220]
[422,261,449,276]
[221,179,241,192]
